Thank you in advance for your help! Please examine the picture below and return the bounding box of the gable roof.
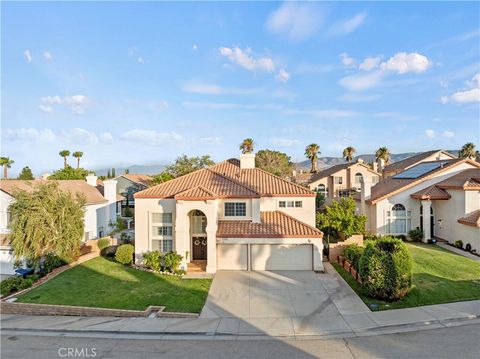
[435,168,480,190]
[307,161,380,184]
[116,174,152,186]
[174,186,218,200]
[410,185,451,200]
[457,210,480,228]
[0,179,108,205]
[217,211,323,238]
[136,158,315,199]
[383,150,456,173]
[367,158,480,204]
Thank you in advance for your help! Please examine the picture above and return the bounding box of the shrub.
[358,237,412,301]
[454,240,463,249]
[0,274,39,296]
[162,251,183,272]
[143,251,163,272]
[316,198,366,239]
[343,244,364,270]
[120,232,133,245]
[42,253,67,274]
[101,245,117,257]
[393,234,407,242]
[97,238,110,251]
[408,228,423,242]
[115,244,135,265]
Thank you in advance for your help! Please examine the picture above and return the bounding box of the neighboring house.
[113,174,152,215]
[382,149,456,178]
[295,159,381,204]
[0,175,122,275]
[134,153,323,273]
[358,158,480,252]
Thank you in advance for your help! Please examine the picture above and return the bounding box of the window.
[152,239,173,253]
[372,176,380,184]
[191,214,207,234]
[334,176,343,184]
[151,212,173,253]
[355,173,363,184]
[338,189,351,198]
[294,201,302,208]
[152,226,173,236]
[279,200,302,208]
[152,213,172,224]
[387,204,411,234]
[224,202,246,216]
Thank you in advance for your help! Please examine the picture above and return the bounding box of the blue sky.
[2,1,479,174]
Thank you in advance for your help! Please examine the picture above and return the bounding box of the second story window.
[224,202,246,216]
[279,201,302,208]
[334,176,343,184]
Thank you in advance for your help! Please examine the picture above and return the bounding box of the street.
[1,322,479,359]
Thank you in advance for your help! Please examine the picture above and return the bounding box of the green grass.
[17,257,212,313]
[333,242,480,311]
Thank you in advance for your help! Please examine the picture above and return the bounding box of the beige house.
[134,154,323,273]
[299,160,381,204]
[358,157,480,252]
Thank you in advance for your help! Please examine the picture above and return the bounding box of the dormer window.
[225,202,246,216]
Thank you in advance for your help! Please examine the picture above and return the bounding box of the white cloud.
[151,100,169,111]
[329,12,367,36]
[276,68,290,82]
[192,44,198,50]
[219,46,275,73]
[270,138,300,147]
[381,52,430,74]
[440,96,449,104]
[340,53,355,66]
[23,49,32,63]
[339,70,384,91]
[43,51,53,60]
[309,109,358,119]
[64,95,90,114]
[137,57,145,63]
[425,129,436,138]
[442,73,480,104]
[42,95,62,104]
[39,104,54,113]
[121,129,182,145]
[64,128,98,144]
[2,128,56,142]
[180,81,260,95]
[199,137,220,145]
[266,2,324,41]
[339,93,379,102]
[359,56,381,71]
[442,130,455,138]
[182,101,284,111]
[100,132,114,144]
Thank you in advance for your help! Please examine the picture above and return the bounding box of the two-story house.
[113,173,152,216]
[134,153,323,273]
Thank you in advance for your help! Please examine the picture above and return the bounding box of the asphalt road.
[1,323,479,359]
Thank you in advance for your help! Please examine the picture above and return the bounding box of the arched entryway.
[189,210,207,261]
[420,205,434,237]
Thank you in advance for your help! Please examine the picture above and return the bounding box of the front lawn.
[333,242,480,311]
[17,257,212,313]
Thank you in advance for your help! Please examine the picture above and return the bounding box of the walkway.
[436,242,480,261]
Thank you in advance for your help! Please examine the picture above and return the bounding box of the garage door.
[217,244,248,270]
[0,248,15,276]
[251,244,312,271]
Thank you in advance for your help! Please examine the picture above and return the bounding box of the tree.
[18,166,34,180]
[111,168,116,178]
[150,172,175,185]
[124,168,130,174]
[255,149,293,177]
[343,146,356,163]
[107,169,111,178]
[164,155,215,178]
[59,150,71,169]
[8,182,86,269]
[49,166,90,180]
[0,157,14,179]
[72,151,83,169]
[375,146,391,164]
[305,143,320,173]
[459,142,478,159]
[239,138,255,154]
[316,197,366,239]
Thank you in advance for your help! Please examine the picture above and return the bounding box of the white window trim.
[224,202,247,217]
[386,204,412,235]
[151,212,174,252]
[278,200,303,209]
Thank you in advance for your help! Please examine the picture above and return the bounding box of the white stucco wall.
[0,191,14,234]
[260,196,316,227]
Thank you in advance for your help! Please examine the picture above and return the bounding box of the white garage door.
[0,248,15,276]
[217,244,248,270]
[251,244,312,271]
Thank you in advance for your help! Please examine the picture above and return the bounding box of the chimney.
[86,173,98,186]
[372,162,378,173]
[103,179,117,203]
[357,158,364,164]
[292,169,297,177]
[240,153,255,169]
[377,158,385,173]
[360,176,372,216]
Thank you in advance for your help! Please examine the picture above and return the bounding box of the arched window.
[387,204,411,234]
[316,184,327,196]
[355,172,363,184]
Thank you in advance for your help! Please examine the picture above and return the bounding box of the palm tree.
[239,138,255,154]
[72,151,83,169]
[0,157,14,179]
[343,146,356,163]
[375,146,391,164]
[305,143,320,173]
[459,142,478,159]
[59,150,70,168]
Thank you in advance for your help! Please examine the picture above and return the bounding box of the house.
[296,159,381,204]
[0,175,122,276]
[113,174,152,216]
[382,149,456,178]
[358,158,480,252]
[134,153,323,273]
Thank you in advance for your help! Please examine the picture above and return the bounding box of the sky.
[1,1,480,175]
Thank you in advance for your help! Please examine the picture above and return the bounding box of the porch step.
[188,260,207,272]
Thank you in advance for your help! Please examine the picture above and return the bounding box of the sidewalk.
[436,242,480,261]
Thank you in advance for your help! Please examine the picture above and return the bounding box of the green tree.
[0,157,14,179]
[459,142,478,159]
[8,182,86,269]
[316,197,366,239]
[255,149,293,177]
[239,138,255,154]
[165,155,215,178]
[343,146,356,162]
[107,169,111,178]
[305,143,320,173]
[59,150,71,169]
[72,151,83,169]
[17,166,34,180]
[49,166,90,180]
[124,168,130,174]
[111,168,116,178]
[315,192,326,210]
[150,172,175,185]
[375,146,391,164]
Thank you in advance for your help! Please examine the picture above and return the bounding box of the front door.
[192,236,207,260]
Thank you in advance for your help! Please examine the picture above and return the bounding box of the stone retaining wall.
[328,234,364,262]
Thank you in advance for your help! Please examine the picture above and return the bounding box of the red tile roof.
[217,211,323,238]
[435,168,480,190]
[457,210,480,228]
[410,185,451,200]
[307,161,380,184]
[118,174,153,186]
[175,186,218,200]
